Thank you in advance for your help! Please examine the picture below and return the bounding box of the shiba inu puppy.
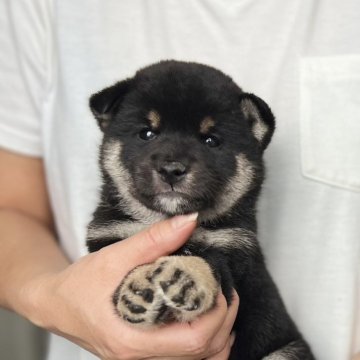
[87,61,315,360]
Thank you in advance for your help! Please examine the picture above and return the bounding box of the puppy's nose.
[158,161,187,185]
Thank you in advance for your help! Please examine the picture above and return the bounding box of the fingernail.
[171,213,198,229]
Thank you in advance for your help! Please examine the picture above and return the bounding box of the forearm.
[0,209,69,323]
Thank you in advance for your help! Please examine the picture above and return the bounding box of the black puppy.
[87,60,315,360]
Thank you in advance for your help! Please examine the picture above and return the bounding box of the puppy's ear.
[89,79,132,131]
[239,93,275,150]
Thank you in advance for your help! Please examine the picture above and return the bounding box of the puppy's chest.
[88,220,256,253]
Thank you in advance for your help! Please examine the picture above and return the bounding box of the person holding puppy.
[0,1,359,360]
[0,201,238,359]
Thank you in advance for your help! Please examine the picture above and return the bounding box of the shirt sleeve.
[0,0,51,157]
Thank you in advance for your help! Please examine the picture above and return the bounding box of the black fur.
[87,60,315,359]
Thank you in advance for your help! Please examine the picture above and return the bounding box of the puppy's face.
[90,61,274,219]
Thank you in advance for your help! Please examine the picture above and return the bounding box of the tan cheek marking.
[200,116,215,134]
[102,139,164,224]
[147,110,161,129]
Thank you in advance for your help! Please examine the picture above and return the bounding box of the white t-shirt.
[1,1,359,359]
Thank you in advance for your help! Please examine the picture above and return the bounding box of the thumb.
[112,213,198,266]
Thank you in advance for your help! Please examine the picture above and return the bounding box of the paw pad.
[114,256,219,326]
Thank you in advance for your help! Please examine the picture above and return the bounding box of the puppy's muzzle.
[157,161,188,185]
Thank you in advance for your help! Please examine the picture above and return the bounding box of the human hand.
[27,214,239,359]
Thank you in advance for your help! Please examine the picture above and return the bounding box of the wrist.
[0,210,70,326]
[15,271,63,330]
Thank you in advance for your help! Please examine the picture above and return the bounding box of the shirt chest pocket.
[300,55,360,192]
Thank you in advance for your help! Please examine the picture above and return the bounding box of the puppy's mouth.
[157,189,184,196]
[154,182,189,196]
[137,187,202,216]
[133,168,206,215]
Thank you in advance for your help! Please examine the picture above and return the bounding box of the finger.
[162,334,235,360]
[101,213,198,268]
[206,333,236,360]
[204,290,239,358]
[122,292,229,358]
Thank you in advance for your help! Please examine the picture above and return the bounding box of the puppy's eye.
[202,135,221,148]
[139,129,158,141]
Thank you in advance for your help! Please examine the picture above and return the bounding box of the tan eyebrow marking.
[200,116,216,134]
[147,110,161,129]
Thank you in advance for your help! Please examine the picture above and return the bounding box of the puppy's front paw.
[155,256,219,323]
[114,256,219,326]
